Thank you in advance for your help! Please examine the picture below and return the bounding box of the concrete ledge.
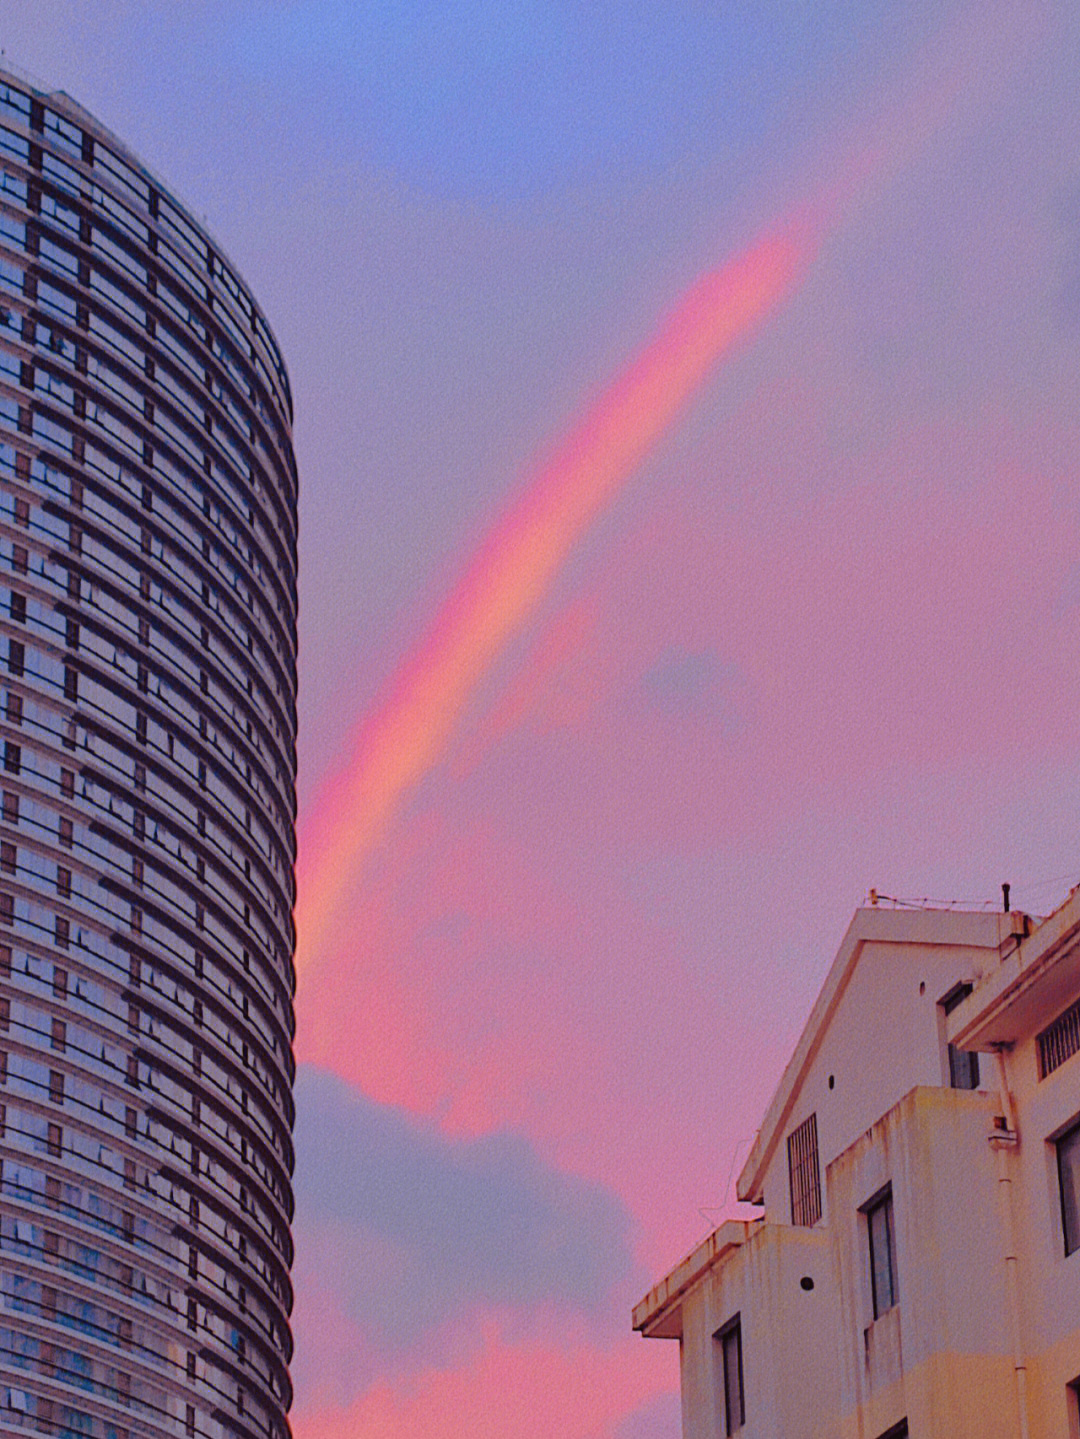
[632,1219,756,1339]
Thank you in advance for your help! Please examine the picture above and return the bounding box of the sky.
[4,2,1080,1435]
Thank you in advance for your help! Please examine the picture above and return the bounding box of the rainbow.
[294,223,814,980]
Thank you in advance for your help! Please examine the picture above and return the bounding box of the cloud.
[290,1318,676,1439]
[638,648,747,735]
[291,1066,639,1399]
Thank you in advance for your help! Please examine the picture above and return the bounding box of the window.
[1040,1000,1080,1080]
[877,1424,908,1439]
[788,1112,822,1226]
[714,1315,744,1435]
[1057,1121,1080,1257]
[865,1187,898,1318]
[941,984,979,1089]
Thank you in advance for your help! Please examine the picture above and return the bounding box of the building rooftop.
[736,904,1024,1204]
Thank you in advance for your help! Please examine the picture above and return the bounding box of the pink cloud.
[291,1320,675,1439]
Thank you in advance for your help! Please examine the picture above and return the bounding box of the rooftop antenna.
[1002,882,1011,913]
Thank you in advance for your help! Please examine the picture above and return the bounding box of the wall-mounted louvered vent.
[1038,999,1080,1079]
[787,1111,822,1227]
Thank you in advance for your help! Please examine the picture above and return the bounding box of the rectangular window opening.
[941,983,979,1090]
[714,1315,745,1436]
[865,1186,898,1319]
[1057,1121,1080,1258]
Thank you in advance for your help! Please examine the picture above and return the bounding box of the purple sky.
[4,3,1080,1435]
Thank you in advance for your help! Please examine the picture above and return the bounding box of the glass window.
[715,1316,744,1435]
[941,983,979,1089]
[866,1187,898,1319]
[1057,1122,1080,1257]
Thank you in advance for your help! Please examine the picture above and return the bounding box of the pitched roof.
[736,905,1019,1203]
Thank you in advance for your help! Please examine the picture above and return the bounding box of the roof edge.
[632,1219,756,1339]
[736,906,1016,1203]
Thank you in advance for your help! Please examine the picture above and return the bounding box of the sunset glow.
[294,225,813,980]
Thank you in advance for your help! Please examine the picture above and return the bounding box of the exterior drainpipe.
[990,1044,1031,1439]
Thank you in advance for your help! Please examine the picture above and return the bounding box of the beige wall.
[677,1222,835,1439]
[760,934,998,1223]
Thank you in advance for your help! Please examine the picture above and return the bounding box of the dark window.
[788,1112,822,1226]
[1039,1001,1080,1080]
[715,1315,745,1435]
[866,1187,898,1318]
[877,1424,908,1439]
[1057,1122,1080,1257]
[9,592,25,623]
[8,638,24,675]
[0,841,14,874]
[2,792,18,823]
[3,741,19,773]
[941,984,979,1089]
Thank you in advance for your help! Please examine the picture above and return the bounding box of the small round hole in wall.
[828,1074,835,1090]
[800,1276,814,1292]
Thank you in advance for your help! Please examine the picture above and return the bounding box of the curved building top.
[14,65,295,425]
[0,62,299,1439]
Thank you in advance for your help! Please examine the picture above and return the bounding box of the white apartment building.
[633,889,1080,1438]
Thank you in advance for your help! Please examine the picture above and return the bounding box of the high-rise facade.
[0,69,298,1439]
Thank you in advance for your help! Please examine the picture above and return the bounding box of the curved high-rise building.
[0,70,298,1439]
